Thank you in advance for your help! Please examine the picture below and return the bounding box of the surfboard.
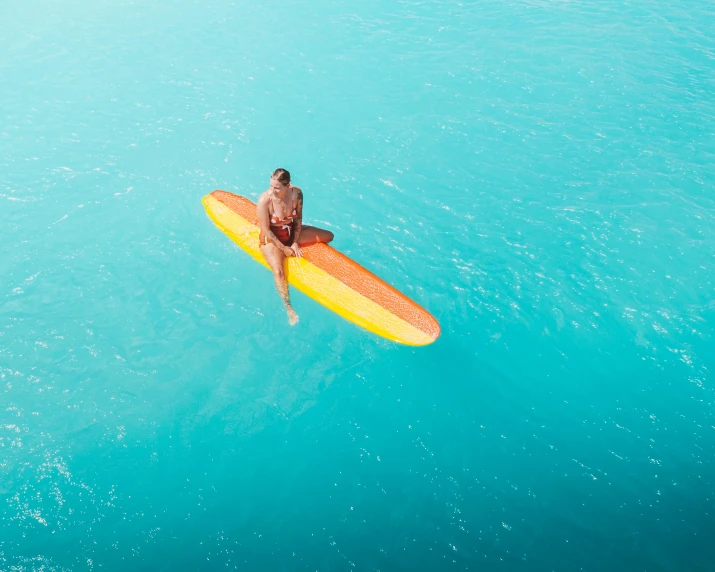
[202,190,440,346]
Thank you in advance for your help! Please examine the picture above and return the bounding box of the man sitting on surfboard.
[257,168,334,325]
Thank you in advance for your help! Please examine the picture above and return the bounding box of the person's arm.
[257,195,294,256]
[291,187,304,256]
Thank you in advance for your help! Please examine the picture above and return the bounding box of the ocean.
[1,0,714,569]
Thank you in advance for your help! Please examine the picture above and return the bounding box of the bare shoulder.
[257,191,271,213]
[291,186,304,199]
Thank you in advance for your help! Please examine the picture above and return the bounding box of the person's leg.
[297,225,334,246]
[259,242,299,325]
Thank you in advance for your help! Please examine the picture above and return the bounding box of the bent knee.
[272,268,285,281]
[324,231,335,243]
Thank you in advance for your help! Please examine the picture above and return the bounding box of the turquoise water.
[2,0,715,569]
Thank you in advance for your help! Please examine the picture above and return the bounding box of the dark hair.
[271,168,291,185]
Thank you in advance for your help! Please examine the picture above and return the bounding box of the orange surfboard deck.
[203,190,440,346]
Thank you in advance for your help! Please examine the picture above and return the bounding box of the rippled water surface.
[2,0,715,569]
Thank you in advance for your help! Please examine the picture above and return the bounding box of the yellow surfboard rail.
[203,191,440,346]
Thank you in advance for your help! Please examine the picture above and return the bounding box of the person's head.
[270,168,291,195]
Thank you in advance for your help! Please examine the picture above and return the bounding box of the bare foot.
[287,308,299,326]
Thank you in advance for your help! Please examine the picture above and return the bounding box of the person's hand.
[282,245,295,257]
[291,243,303,258]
